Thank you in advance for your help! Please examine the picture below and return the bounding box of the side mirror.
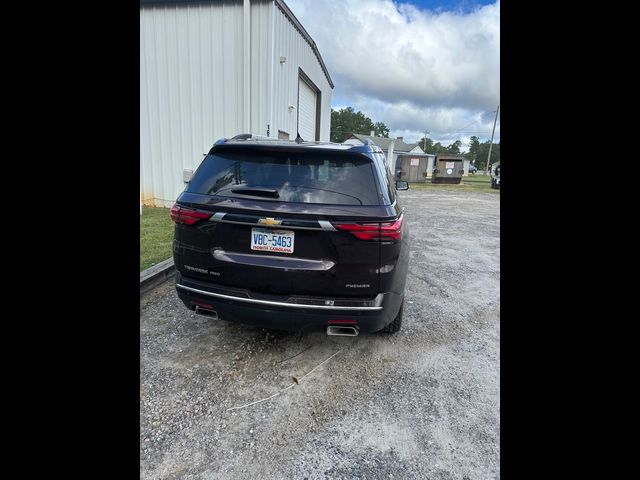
[183,169,193,183]
[395,180,409,191]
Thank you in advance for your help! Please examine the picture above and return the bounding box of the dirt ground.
[140,188,500,479]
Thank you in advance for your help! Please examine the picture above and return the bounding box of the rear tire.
[379,303,403,333]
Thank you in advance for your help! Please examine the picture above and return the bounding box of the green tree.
[330,107,390,142]
[466,136,481,163]
[417,137,463,155]
[475,141,500,170]
[446,140,462,154]
[373,121,390,138]
[416,136,434,152]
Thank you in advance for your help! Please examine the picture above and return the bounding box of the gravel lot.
[140,188,500,480]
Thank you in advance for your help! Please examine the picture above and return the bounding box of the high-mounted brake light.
[170,204,210,225]
[334,214,403,241]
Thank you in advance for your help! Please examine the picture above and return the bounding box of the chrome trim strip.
[318,220,337,231]
[210,212,227,221]
[212,249,335,271]
[176,284,384,311]
[209,216,324,231]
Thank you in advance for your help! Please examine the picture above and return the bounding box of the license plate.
[251,228,295,253]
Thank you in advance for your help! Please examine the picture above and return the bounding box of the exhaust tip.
[195,306,219,320]
[326,325,359,336]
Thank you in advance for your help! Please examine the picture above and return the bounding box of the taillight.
[334,214,403,241]
[379,215,404,241]
[169,204,210,225]
[333,222,381,240]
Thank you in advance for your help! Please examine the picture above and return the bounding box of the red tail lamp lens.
[334,214,403,241]
[333,222,381,240]
[379,215,404,241]
[170,204,210,225]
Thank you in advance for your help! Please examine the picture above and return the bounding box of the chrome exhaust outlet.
[195,306,219,320]
[326,325,359,336]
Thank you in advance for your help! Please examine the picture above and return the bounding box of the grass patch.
[408,174,499,193]
[140,206,174,272]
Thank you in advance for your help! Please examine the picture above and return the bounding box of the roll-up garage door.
[298,78,317,141]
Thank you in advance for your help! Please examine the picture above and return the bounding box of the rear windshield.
[186,150,381,205]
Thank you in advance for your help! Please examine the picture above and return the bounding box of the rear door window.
[187,150,382,205]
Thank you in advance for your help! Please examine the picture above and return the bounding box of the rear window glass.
[187,150,381,205]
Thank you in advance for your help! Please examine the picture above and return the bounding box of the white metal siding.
[141,1,248,206]
[271,4,332,142]
[298,78,316,141]
[250,1,274,136]
[140,0,331,207]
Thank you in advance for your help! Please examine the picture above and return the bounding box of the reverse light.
[170,204,210,225]
[334,214,403,241]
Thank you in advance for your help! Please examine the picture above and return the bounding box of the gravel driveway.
[140,188,500,480]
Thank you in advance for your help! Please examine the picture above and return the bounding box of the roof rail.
[231,133,276,141]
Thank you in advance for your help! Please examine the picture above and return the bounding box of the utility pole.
[424,130,433,178]
[485,105,499,175]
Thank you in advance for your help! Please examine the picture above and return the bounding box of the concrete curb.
[140,258,175,296]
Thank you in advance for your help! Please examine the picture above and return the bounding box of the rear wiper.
[230,187,279,198]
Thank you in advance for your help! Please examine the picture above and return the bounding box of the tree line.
[330,107,500,168]
[330,107,390,142]
[465,136,500,169]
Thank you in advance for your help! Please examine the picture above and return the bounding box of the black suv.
[171,135,410,336]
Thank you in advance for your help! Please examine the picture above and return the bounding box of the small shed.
[395,153,436,182]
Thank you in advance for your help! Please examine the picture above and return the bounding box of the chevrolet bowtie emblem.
[258,217,282,226]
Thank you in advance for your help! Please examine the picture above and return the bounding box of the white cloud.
[286,0,500,148]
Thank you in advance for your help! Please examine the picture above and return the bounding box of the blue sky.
[287,0,500,150]
[410,0,495,13]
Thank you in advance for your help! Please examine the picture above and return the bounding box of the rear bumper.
[175,273,402,333]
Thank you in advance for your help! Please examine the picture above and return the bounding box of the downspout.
[244,0,251,133]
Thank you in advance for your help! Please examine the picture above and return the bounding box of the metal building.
[140,0,334,207]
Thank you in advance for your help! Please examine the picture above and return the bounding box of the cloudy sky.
[287,0,500,150]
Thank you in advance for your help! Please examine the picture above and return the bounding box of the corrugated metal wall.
[271,4,331,142]
[140,0,332,207]
[250,1,274,137]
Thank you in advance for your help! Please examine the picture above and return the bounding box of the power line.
[450,119,479,133]
[437,131,498,134]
